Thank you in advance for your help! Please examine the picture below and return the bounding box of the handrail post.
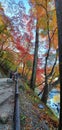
[14,79,21,130]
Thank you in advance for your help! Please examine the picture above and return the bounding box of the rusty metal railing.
[14,79,21,130]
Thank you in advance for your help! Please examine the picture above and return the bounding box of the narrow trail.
[19,79,58,130]
[19,89,49,130]
[0,78,15,130]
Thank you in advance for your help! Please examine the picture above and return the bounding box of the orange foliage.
[53,33,58,49]
[36,68,44,85]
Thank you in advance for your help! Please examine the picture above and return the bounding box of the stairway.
[0,78,15,130]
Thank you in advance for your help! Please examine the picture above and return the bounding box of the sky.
[0,0,30,17]
[15,0,30,13]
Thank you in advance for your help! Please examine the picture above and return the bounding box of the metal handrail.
[14,79,21,130]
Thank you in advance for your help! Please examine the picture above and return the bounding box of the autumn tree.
[28,0,42,90]
[0,3,18,73]
[29,0,58,102]
[41,0,58,103]
[0,4,9,55]
[30,20,39,90]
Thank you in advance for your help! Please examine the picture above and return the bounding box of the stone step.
[0,78,8,83]
[0,86,9,91]
[0,78,13,84]
[0,78,14,130]
[0,91,13,105]
[0,99,14,114]
[0,83,7,87]
[0,88,12,95]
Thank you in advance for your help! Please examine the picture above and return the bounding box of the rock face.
[0,112,9,124]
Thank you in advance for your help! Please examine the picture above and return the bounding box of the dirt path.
[19,80,58,130]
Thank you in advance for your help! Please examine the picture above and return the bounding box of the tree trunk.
[41,0,51,104]
[55,1,62,129]
[30,22,39,90]
[41,56,49,104]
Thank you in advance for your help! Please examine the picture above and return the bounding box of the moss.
[20,114,26,125]
[46,106,58,122]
